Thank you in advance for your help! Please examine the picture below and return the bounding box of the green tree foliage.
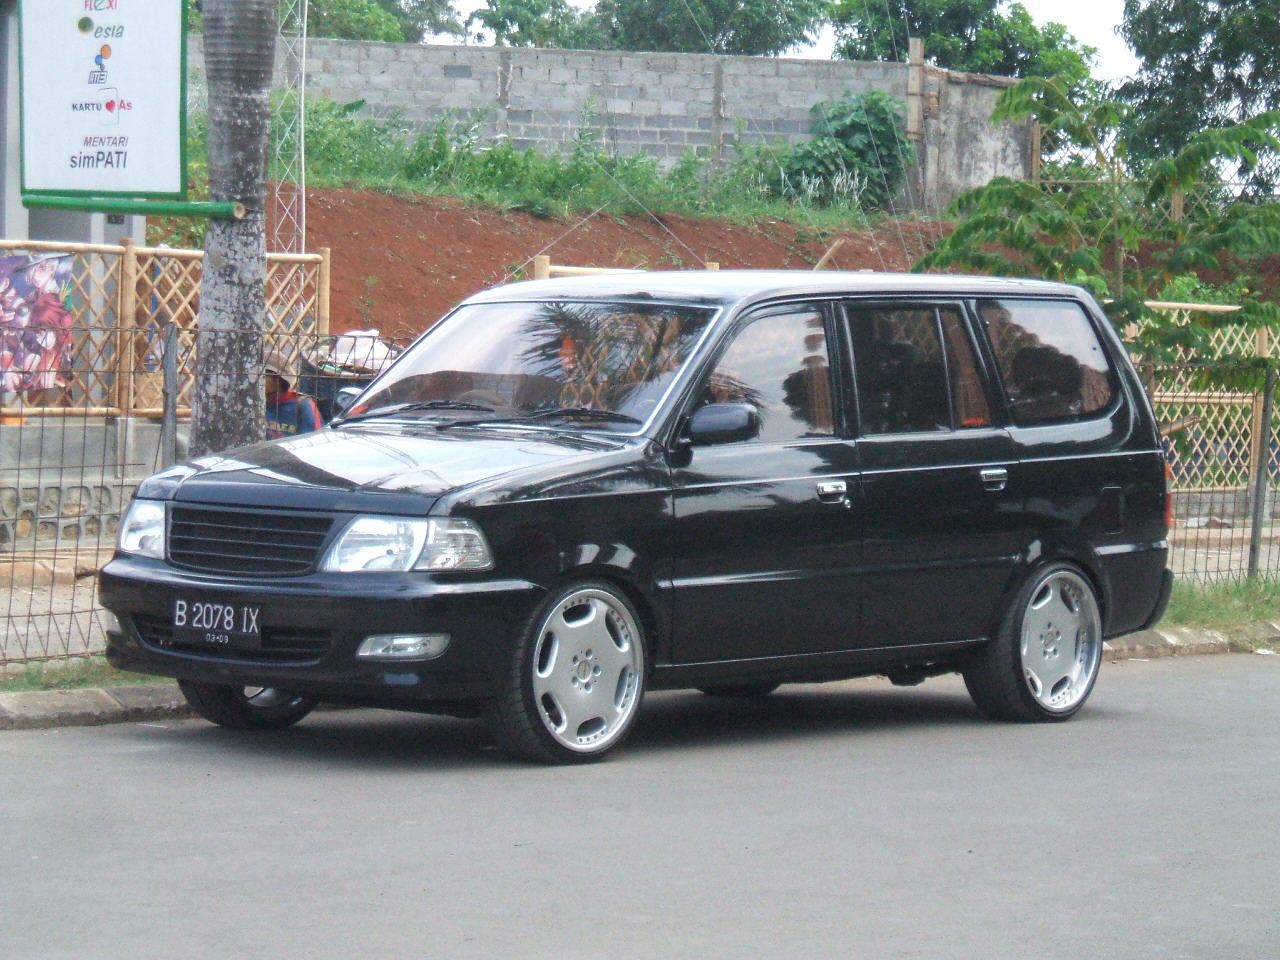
[307,0,404,41]
[746,91,913,208]
[831,0,1095,84]
[593,0,829,56]
[1120,0,1280,188]
[916,76,1280,362]
[467,0,609,48]
[371,0,462,41]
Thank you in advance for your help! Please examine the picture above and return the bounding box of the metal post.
[1247,366,1276,577]
[160,323,179,469]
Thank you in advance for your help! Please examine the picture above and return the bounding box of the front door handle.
[981,467,1008,492]
[817,480,849,505]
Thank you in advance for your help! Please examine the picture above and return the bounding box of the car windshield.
[340,300,718,431]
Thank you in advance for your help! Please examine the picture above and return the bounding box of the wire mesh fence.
[0,323,403,668]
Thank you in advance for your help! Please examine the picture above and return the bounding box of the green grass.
[0,658,163,693]
[1162,578,1280,635]
[154,96,892,247]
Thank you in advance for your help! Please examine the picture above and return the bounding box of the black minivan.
[99,272,1172,762]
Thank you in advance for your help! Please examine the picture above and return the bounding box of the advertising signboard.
[19,0,187,198]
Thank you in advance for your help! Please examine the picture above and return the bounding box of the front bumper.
[98,555,542,705]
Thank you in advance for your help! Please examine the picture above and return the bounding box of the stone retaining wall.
[0,478,130,550]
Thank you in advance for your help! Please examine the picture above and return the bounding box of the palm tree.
[190,0,276,457]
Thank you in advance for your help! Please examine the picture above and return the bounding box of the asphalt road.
[2,655,1277,960]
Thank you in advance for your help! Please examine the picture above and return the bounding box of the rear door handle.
[981,467,1008,492]
[816,480,849,505]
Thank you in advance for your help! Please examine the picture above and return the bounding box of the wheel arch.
[542,560,664,674]
[995,536,1111,638]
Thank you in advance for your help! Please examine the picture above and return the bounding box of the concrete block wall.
[188,39,1030,207]
[0,477,130,550]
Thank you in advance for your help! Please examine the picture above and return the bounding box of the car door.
[668,302,863,664]
[844,300,1023,647]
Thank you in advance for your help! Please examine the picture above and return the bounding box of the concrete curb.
[1,624,1277,731]
[0,683,191,731]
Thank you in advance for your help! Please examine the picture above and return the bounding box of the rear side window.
[849,304,992,435]
[979,299,1115,426]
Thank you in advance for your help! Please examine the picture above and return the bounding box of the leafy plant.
[916,74,1280,366]
[831,0,1097,92]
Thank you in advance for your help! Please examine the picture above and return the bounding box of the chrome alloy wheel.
[1019,569,1102,713]
[530,587,645,753]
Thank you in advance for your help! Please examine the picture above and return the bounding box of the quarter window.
[979,299,1115,426]
[701,308,834,443]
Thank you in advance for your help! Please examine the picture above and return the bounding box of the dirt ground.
[304,188,951,339]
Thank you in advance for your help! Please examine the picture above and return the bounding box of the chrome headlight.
[321,516,494,573]
[117,499,166,559]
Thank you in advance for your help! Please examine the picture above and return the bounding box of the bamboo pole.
[114,238,138,414]
[317,247,331,336]
[548,265,645,277]
[813,238,845,270]
[0,238,125,255]
[0,407,124,417]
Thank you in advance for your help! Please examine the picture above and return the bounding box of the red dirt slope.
[304,188,950,339]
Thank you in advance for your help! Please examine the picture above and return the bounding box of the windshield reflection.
[342,300,717,430]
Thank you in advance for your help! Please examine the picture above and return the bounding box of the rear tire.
[964,563,1102,722]
[178,680,317,730]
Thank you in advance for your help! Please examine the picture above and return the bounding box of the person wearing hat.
[264,348,323,440]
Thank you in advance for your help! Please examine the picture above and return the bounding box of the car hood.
[137,425,640,513]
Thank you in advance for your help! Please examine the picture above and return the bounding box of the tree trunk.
[190,0,276,458]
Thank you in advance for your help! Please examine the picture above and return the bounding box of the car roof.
[462,270,1085,309]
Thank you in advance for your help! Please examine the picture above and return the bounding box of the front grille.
[168,505,335,576]
[132,614,331,664]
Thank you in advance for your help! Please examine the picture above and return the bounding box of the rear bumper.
[1140,567,1175,632]
[98,555,542,705]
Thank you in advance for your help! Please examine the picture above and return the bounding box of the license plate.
[171,597,262,650]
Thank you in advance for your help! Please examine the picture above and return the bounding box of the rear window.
[978,299,1115,426]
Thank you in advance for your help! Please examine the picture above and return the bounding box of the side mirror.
[687,402,760,446]
[333,385,363,414]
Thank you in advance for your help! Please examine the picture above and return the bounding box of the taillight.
[1163,459,1173,529]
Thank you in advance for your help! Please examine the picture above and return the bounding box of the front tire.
[486,581,647,763]
[964,563,1103,722]
[178,680,317,730]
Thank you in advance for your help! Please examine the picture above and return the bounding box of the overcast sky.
[1014,0,1138,81]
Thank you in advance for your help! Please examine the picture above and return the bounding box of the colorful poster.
[19,0,187,198]
[0,254,77,404]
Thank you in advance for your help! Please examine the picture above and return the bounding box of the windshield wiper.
[472,406,642,427]
[337,399,495,424]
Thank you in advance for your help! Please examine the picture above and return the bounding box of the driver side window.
[701,307,834,444]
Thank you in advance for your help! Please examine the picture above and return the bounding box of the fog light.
[356,633,450,661]
[101,610,121,634]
